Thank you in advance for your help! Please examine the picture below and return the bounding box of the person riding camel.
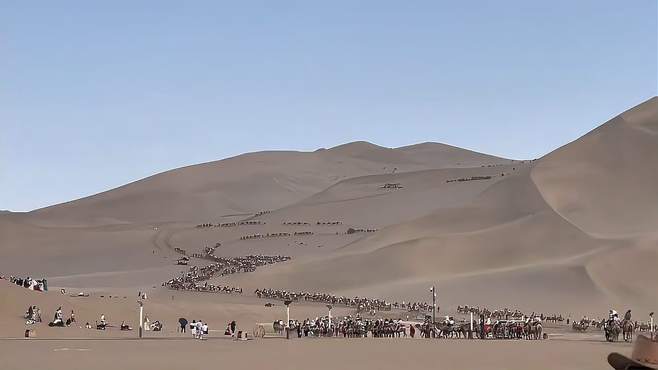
[608,310,621,328]
[624,310,632,322]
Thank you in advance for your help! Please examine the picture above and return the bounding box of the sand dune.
[18,141,509,227]
[532,97,658,236]
[1,98,657,340]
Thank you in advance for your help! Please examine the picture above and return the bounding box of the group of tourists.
[188,319,209,339]
[8,276,48,292]
[38,306,77,327]
[24,305,43,324]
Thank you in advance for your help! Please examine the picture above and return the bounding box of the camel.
[605,321,621,342]
[622,320,634,342]
[572,321,589,332]
[524,322,543,340]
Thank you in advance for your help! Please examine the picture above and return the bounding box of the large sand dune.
[1,97,657,330]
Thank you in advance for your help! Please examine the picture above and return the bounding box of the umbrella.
[178,318,188,327]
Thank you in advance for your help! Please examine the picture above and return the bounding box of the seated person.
[150,320,163,331]
[120,321,132,331]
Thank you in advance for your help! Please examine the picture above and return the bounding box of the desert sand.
[1,97,656,369]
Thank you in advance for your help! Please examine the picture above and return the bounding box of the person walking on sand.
[202,322,208,339]
[196,321,203,339]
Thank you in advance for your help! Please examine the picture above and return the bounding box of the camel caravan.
[196,220,266,229]
[568,310,653,343]
[284,317,408,338]
[457,305,564,323]
[283,220,343,226]
[254,288,432,314]
[446,175,493,184]
[163,255,291,293]
[381,183,403,189]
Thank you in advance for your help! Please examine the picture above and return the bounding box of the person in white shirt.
[201,323,209,339]
[196,321,203,339]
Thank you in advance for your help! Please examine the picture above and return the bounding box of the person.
[26,306,34,320]
[54,307,63,323]
[624,310,632,322]
[70,310,76,323]
[191,320,197,338]
[100,314,106,326]
[196,321,203,339]
[202,322,209,337]
[230,321,237,338]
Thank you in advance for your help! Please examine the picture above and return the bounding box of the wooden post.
[138,301,143,339]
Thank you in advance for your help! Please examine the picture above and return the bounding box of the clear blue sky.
[1,1,656,211]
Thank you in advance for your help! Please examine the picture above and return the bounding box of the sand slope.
[20,142,509,226]
[1,97,656,324]
[532,97,658,236]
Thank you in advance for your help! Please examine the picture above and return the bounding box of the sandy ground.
[0,280,641,370]
[0,336,631,370]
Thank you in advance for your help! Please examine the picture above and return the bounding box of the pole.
[469,312,474,339]
[138,302,143,339]
[286,306,290,328]
[431,286,436,325]
[286,304,290,339]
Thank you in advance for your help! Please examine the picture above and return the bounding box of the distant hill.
[24,141,510,226]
